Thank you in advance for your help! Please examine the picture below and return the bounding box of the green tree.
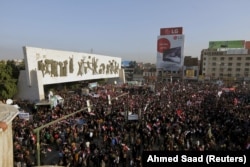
[0,61,18,100]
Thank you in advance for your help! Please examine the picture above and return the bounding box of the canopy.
[0,103,19,124]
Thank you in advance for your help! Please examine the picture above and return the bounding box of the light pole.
[33,104,92,166]
[108,92,129,120]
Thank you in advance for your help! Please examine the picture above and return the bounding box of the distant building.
[200,46,250,84]
[143,67,157,83]
[183,56,199,81]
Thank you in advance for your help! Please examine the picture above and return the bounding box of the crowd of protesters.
[10,80,250,167]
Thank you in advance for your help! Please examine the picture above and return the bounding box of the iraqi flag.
[176,109,185,120]
[146,124,152,131]
[121,143,130,151]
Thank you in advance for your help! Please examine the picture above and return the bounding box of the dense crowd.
[11,81,250,167]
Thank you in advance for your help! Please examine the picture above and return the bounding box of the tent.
[50,95,64,108]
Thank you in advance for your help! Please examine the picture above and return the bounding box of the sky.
[0,0,250,63]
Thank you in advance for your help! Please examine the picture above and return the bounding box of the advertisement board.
[160,27,183,35]
[209,40,245,49]
[185,69,195,78]
[156,35,184,71]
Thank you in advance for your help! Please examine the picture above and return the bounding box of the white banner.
[18,112,30,120]
[128,114,139,121]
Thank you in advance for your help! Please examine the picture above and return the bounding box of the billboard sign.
[121,60,132,67]
[209,40,245,49]
[160,27,183,35]
[156,35,184,71]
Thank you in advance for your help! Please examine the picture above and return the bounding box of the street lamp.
[33,103,92,166]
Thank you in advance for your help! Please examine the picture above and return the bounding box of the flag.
[176,109,182,117]
[176,109,185,120]
[89,112,95,116]
[146,124,152,131]
[121,143,130,151]
[47,148,52,152]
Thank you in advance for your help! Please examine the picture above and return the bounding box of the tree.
[129,61,137,68]
[0,61,18,100]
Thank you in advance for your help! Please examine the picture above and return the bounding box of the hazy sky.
[1,0,249,63]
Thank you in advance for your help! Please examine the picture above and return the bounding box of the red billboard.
[160,27,183,35]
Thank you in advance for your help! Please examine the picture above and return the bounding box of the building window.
[219,73,223,77]
[212,62,216,66]
[228,63,232,66]
[228,57,233,60]
[236,73,241,77]
[212,57,217,60]
[237,57,241,60]
[228,68,232,71]
[245,63,250,66]
[212,68,216,71]
[246,57,250,60]
[220,57,224,60]
[245,68,249,72]
[220,63,225,66]
[236,68,241,72]
[237,63,241,66]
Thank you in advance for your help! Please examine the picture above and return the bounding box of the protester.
[11,81,250,166]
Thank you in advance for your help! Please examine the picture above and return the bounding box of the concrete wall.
[16,70,45,102]
[17,46,124,102]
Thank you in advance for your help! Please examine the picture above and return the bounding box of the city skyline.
[1,0,250,63]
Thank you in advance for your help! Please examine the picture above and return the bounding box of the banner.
[18,112,30,120]
[128,114,139,121]
[88,82,98,89]
[209,40,245,49]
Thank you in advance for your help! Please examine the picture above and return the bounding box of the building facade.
[200,48,250,83]
[183,56,199,81]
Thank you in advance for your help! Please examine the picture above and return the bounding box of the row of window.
[204,62,250,66]
[204,73,249,77]
[203,68,250,71]
[204,57,250,60]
